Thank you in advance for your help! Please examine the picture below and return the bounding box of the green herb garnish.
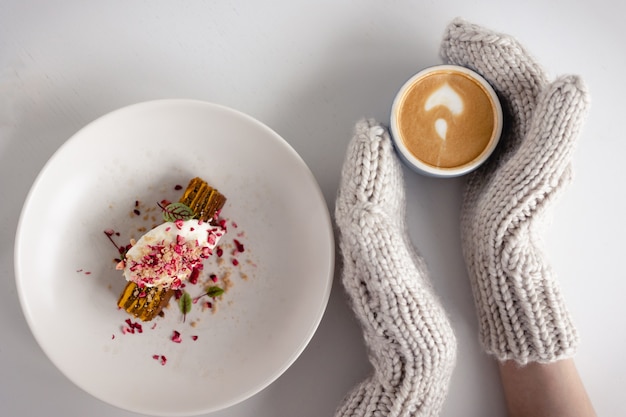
[205,286,225,298]
[192,285,225,306]
[178,292,192,322]
[158,202,196,222]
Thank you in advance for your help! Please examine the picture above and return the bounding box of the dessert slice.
[117,177,226,321]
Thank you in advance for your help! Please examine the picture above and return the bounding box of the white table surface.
[1,1,624,416]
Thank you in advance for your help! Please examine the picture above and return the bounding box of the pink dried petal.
[124,319,143,333]
[171,278,182,290]
[189,268,200,285]
[233,239,245,253]
[171,331,182,343]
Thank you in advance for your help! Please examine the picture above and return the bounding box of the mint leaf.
[160,202,195,222]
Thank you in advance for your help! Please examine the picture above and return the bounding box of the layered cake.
[117,177,227,321]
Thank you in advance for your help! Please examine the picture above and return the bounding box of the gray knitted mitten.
[441,19,590,364]
[334,120,456,417]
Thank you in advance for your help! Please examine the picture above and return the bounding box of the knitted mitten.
[334,119,456,417]
[440,19,590,364]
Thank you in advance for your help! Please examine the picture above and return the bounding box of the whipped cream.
[122,219,223,289]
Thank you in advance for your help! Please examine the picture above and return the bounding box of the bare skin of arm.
[498,359,596,417]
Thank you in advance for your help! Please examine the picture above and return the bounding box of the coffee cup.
[390,65,503,177]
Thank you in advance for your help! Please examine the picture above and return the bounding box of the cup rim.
[390,64,503,177]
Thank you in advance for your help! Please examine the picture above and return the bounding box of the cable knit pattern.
[441,18,590,364]
[334,120,456,417]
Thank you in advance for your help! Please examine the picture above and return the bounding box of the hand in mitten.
[334,120,456,417]
[441,19,590,364]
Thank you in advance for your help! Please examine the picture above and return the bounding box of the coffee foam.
[391,66,502,176]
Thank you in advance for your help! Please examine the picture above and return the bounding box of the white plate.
[15,100,334,416]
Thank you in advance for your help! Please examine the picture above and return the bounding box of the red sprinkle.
[216,247,223,257]
[171,278,182,290]
[233,239,245,253]
[189,268,200,285]
[232,258,239,266]
[125,319,143,333]
[191,335,198,341]
[156,355,167,365]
